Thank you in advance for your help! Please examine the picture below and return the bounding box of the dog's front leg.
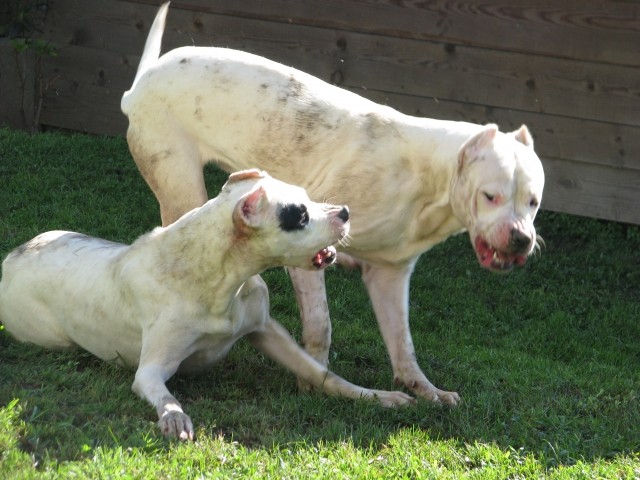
[361,262,460,406]
[133,362,194,441]
[132,330,197,441]
[287,267,331,390]
[247,319,415,407]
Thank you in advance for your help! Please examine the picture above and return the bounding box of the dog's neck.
[132,197,271,311]
[405,118,482,218]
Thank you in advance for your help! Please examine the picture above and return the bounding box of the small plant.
[1,0,57,132]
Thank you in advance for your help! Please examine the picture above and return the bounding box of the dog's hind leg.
[127,125,208,226]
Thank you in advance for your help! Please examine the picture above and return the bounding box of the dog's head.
[450,124,545,272]
[224,169,350,270]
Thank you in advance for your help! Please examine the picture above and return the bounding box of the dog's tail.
[122,2,169,110]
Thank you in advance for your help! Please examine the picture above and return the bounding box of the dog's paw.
[418,386,460,406]
[296,377,316,393]
[395,377,461,406]
[159,410,195,441]
[432,389,460,406]
[416,386,460,406]
[369,390,416,408]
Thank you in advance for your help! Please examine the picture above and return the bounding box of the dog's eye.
[529,197,539,208]
[483,192,496,202]
[279,204,309,231]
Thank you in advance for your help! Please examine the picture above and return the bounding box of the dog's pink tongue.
[312,246,337,269]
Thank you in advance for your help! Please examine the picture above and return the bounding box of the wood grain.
[128,0,640,67]
[43,1,640,126]
[542,157,640,225]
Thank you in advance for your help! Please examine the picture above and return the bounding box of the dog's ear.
[233,185,269,230]
[512,124,534,148]
[226,169,267,186]
[457,124,498,169]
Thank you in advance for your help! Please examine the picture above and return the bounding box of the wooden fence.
[3,0,640,224]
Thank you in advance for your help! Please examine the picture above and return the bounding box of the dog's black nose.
[338,206,350,222]
[510,228,532,253]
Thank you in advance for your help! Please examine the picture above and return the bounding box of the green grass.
[0,127,638,478]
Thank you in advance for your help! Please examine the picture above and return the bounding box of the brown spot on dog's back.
[13,240,46,256]
[278,75,305,104]
[292,103,339,155]
[288,75,304,98]
[363,112,398,141]
[295,103,323,131]
[12,233,93,257]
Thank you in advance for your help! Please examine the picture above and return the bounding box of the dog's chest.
[179,279,269,372]
[178,318,259,373]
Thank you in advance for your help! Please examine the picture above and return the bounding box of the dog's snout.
[509,228,532,252]
[338,206,349,223]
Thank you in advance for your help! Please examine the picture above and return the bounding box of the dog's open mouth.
[474,237,527,272]
[312,246,337,269]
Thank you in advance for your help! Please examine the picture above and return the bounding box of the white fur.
[0,170,414,441]
[121,3,545,406]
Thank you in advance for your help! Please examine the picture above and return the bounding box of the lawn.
[0,127,638,478]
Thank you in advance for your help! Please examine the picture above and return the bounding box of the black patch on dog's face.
[278,203,309,231]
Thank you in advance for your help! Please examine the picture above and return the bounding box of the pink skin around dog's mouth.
[312,246,337,269]
[474,237,527,272]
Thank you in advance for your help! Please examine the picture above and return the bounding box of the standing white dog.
[0,170,414,441]
[121,3,545,406]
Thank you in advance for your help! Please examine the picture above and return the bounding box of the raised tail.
[121,2,170,113]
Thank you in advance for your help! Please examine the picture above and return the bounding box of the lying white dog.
[0,169,414,441]
[121,3,545,406]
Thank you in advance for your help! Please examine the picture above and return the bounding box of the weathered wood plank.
[331,31,640,128]
[43,1,640,127]
[128,0,640,67]
[37,40,136,136]
[42,0,152,54]
[541,157,640,225]
[38,71,128,136]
